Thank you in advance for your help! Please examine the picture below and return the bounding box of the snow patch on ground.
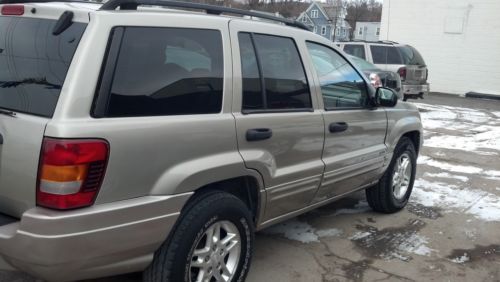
[424,172,469,182]
[398,234,433,256]
[412,179,500,221]
[416,103,500,155]
[264,219,318,243]
[317,228,343,238]
[349,228,434,260]
[424,126,500,153]
[264,219,343,243]
[451,253,470,264]
[349,231,372,240]
[418,156,483,174]
[333,200,371,216]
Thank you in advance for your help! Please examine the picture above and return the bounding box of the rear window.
[398,45,426,66]
[370,46,403,65]
[0,16,86,117]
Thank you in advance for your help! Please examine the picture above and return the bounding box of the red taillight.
[1,5,24,16]
[397,67,407,81]
[37,138,109,210]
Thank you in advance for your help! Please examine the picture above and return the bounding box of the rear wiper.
[0,109,16,118]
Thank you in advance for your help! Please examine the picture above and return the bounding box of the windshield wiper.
[0,109,16,118]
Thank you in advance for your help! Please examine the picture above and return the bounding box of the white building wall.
[380,0,500,96]
[354,22,381,41]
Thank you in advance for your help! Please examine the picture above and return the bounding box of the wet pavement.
[2,93,500,282]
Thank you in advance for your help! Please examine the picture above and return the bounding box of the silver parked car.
[339,41,429,100]
[348,55,403,100]
[0,1,423,281]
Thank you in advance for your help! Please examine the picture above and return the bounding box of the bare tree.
[345,0,381,39]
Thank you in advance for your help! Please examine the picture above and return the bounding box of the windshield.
[348,55,379,71]
[0,16,86,117]
[398,45,426,66]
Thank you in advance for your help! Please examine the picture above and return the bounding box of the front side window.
[239,33,312,112]
[307,42,368,109]
[102,27,223,117]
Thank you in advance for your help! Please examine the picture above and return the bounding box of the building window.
[358,27,363,35]
[313,26,317,33]
[302,16,307,23]
[311,10,318,18]
[336,27,340,36]
[321,26,327,35]
[376,27,380,36]
[343,29,346,36]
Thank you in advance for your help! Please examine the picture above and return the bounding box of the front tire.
[144,191,254,282]
[366,137,417,213]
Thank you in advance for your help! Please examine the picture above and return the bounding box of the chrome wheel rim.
[189,220,241,282]
[392,153,412,200]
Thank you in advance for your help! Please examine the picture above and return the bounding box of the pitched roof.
[319,3,341,20]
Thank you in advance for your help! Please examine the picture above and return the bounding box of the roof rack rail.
[100,0,310,31]
[0,0,100,4]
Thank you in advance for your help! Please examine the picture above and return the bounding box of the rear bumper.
[0,193,191,281]
[401,83,429,97]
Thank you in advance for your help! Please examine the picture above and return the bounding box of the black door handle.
[329,122,348,133]
[0,133,3,145]
[246,128,272,141]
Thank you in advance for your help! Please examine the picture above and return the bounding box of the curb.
[465,92,500,101]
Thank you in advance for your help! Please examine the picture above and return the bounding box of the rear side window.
[398,45,426,66]
[0,17,86,117]
[370,46,403,65]
[239,32,312,112]
[100,27,223,117]
[343,44,366,60]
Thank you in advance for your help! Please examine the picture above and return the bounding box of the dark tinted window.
[307,42,368,109]
[370,46,403,64]
[239,33,312,111]
[398,45,426,66]
[239,33,263,110]
[343,44,366,60]
[0,17,86,117]
[106,28,223,117]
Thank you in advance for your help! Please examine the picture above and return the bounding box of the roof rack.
[0,0,101,4]
[349,39,399,45]
[99,0,310,31]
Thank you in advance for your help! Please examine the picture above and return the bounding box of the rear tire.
[144,191,254,282]
[366,137,417,213]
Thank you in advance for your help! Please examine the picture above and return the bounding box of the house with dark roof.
[297,1,350,42]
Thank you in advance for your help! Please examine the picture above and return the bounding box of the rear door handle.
[0,133,3,145]
[246,128,272,141]
[329,122,348,133]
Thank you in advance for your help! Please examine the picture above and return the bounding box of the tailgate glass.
[398,46,426,66]
[0,16,86,117]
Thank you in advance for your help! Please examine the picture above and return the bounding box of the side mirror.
[375,87,398,107]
